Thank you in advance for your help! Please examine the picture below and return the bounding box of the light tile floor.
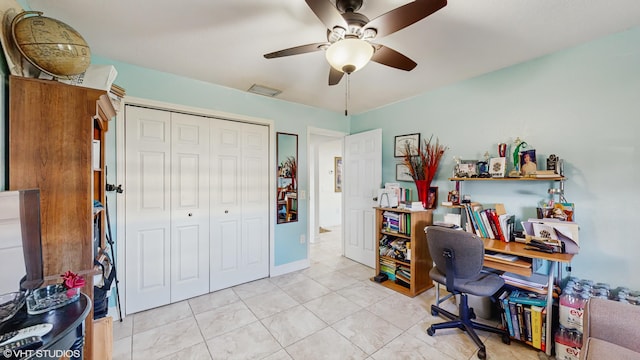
[113,226,550,360]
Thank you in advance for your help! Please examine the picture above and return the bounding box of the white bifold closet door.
[125,106,210,313]
[209,120,269,291]
[124,106,269,314]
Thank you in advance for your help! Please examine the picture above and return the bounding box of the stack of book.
[378,235,409,261]
[462,203,514,241]
[382,211,412,235]
[497,289,548,351]
[379,258,397,281]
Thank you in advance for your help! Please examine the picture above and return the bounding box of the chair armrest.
[583,297,640,353]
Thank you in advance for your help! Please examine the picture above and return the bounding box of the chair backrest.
[426,226,485,280]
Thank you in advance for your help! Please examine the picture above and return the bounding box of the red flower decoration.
[61,270,85,290]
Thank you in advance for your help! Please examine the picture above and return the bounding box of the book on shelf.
[524,306,533,342]
[509,301,520,340]
[530,305,543,349]
[508,289,547,307]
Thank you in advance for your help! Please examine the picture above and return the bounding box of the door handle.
[225,210,229,214]
[188,213,193,217]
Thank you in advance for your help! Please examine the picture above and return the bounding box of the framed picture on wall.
[394,133,420,158]
[334,157,342,192]
[396,164,413,182]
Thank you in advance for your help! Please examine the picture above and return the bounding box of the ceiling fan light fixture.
[325,38,373,74]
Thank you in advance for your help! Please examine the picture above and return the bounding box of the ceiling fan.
[264,0,447,86]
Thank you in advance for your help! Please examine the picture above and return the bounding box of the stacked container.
[555,279,613,360]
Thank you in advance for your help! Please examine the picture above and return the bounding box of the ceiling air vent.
[248,84,282,97]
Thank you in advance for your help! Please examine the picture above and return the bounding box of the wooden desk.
[482,239,575,356]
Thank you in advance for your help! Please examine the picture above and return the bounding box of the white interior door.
[170,113,210,302]
[125,106,172,313]
[343,128,382,268]
[210,120,269,291]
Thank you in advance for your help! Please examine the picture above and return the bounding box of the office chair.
[425,226,510,359]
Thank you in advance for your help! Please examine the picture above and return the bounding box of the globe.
[11,11,91,77]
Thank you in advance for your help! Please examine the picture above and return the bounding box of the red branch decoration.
[400,135,448,184]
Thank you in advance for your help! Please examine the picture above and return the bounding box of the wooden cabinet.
[9,76,115,359]
[373,207,433,297]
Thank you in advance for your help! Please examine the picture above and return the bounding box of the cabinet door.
[210,121,269,291]
[170,113,210,302]
[124,106,172,313]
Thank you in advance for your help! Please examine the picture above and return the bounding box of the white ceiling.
[26,0,640,115]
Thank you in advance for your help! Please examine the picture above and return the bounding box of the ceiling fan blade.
[305,0,348,30]
[365,0,447,38]
[264,42,327,59]
[328,67,344,86]
[370,45,417,71]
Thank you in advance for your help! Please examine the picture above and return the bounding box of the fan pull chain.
[344,74,350,116]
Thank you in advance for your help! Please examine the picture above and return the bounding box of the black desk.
[0,293,91,359]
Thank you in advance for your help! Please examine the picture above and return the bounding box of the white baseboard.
[270,258,310,277]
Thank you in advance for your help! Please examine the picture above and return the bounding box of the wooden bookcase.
[373,207,433,297]
[9,76,115,359]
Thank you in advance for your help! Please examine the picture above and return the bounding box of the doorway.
[307,128,345,258]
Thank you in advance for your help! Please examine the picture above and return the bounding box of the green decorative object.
[11,11,91,77]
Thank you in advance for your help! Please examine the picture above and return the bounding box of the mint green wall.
[352,27,640,290]
[90,57,349,266]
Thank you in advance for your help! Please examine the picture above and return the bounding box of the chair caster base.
[477,348,486,359]
[426,326,435,336]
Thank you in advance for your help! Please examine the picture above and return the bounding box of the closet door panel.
[240,124,269,277]
[210,120,244,291]
[125,106,171,313]
[170,113,210,302]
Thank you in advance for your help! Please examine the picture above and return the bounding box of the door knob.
[188,213,193,217]
[225,210,229,214]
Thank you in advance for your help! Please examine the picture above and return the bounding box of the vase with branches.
[399,135,448,208]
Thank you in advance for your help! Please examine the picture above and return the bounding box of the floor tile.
[112,336,132,360]
[232,278,278,300]
[195,301,258,340]
[336,281,393,307]
[313,271,360,291]
[367,292,431,330]
[243,288,299,319]
[269,271,308,288]
[206,321,282,360]
[188,288,239,314]
[332,309,404,355]
[262,349,293,360]
[131,317,203,359]
[158,342,212,360]
[261,305,327,347]
[112,315,133,341]
[370,333,456,360]
[132,301,193,334]
[303,292,362,324]
[285,327,367,360]
[280,278,332,303]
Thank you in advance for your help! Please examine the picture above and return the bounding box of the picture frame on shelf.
[427,187,438,209]
[396,164,414,182]
[334,156,343,192]
[455,160,477,177]
[489,157,506,178]
[394,133,420,158]
[520,149,537,175]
